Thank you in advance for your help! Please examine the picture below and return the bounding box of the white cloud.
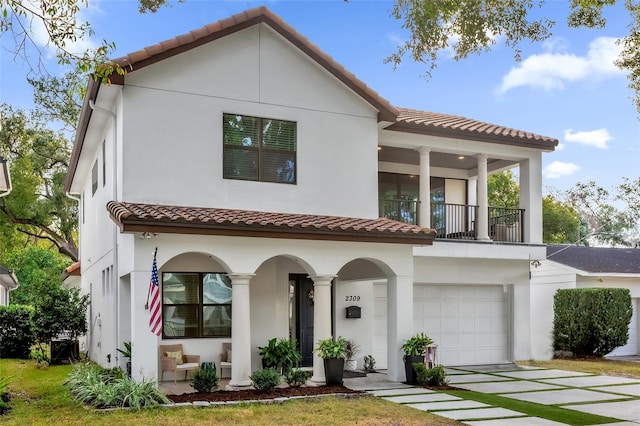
[564,128,613,149]
[543,161,580,179]
[26,0,100,58]
[555,143,565,151]
[498,36,623,93]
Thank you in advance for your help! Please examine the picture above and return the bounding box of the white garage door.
[414,285,510,366]
[372,284,510,369]
[607,298,638,357]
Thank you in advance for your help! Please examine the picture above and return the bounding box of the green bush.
[65,363,168,409]
[250,368,281,393]
[0,376,11,415]
[258,338,302,374]
[191,364,219,392]
[0,305,34,359]
[413,363,449,387]
[284,368,310,387]
[553,288,633,357]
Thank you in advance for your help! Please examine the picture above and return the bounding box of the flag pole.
[145,247,158,311]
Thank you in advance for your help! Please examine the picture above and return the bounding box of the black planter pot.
[404,355,424,384]
[323,358,345,386]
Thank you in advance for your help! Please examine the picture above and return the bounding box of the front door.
[291,274,314,367]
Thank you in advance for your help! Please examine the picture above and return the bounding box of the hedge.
[0,305,35,359]
[553,288,632,357]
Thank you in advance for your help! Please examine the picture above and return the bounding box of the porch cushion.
[166,350,184,365]
[176,362,199,371]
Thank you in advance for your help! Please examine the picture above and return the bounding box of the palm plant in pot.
[258,337,302,375]
[116,341,132,377]
[314,336,347,385]
[401,333,433,384]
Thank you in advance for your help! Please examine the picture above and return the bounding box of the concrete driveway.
[343,364,640,425]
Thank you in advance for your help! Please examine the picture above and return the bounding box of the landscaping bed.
[167,385,362,403]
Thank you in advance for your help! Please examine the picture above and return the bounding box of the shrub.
[0,376,11,415]
[413,363,449,387]
[363,355,376,372]
[30,344,50,367]
[314,336,347,359]
[553,288,633,357]
[0,305,34,359]
[284,368,310,387]
[258,338,302,374]
[65,363,168,409]
[191,364,218,392]
[250,368,281,393]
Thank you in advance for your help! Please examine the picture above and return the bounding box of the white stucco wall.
[119,24,379,219]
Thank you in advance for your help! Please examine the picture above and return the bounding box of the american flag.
[148,249,162,336]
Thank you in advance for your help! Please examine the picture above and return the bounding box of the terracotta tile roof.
[107,201,435,245]
[389,108,558,150]
[547,245,640,274]
[110,6,398,122]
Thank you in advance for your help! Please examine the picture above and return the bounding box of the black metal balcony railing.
[379,199,524,242]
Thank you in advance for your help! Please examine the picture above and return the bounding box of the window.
[91,160,98,195]
[162,272,232,338]
[223,113,296,183]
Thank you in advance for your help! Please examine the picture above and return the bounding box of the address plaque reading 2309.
[345,296,360,302]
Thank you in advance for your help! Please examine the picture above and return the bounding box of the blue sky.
[1,0,638,194]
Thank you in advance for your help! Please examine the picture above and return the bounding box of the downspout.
[7,272,19,305]
[88,99,120,367]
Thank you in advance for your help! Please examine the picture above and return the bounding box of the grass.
[0,359,459,425]
[517,358,640,379]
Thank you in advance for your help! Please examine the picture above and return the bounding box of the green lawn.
[0,359,459,425]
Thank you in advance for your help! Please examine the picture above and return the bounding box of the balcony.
[379,199,524,242]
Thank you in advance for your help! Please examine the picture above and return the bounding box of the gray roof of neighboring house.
[546,245,640,274]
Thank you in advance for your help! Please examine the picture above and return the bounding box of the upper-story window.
[91,160,98,195]
[223,113,296,184]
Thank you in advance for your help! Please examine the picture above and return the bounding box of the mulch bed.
[167,385,362,403]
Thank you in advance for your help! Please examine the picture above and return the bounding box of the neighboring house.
[0,265,19,306]
[64,7,557,385]
[531,245,640,359]
[62,261,82,290]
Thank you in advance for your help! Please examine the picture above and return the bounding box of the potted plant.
[258,337,302,375]
[116,341,132,376]
[314,336,347,385]
[401,333,433,384]
[344,339,360,371]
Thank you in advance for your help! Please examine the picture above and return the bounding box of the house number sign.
[345,295,360,302]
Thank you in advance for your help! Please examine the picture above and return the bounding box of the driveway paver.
[561,400,640,422]
[406,399,488,411]
[494,369,591,380]
[432,407,525,420]
[382,393,460,404]
[457,380,563,394]
[370,387,437,397]
[541,376,640,388]
[465,418,568,425]
[590,384,640,397]
[448,374,514,384]
[501,388,627,405]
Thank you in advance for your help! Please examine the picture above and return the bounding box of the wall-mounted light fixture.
[0,156,12,198]
[139,232,158,240]
[530,260,542,268]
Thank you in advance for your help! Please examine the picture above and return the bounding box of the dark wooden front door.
[293,274,314,367]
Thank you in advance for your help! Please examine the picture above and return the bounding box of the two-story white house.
[64,7,557,386]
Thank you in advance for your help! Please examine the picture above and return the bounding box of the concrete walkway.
[343,365,640,425]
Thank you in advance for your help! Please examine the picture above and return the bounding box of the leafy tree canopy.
[388,0,640,114]
[487,170,519,208]
[542,194,581,244]
[0,104,78,261]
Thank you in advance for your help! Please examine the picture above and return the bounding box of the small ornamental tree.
[553,288,632,357]
[0,305,34,359]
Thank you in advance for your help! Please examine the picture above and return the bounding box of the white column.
[130,270,159,383]
[228,274,254,388]
[476,154,491,241]
[310,275,334,384]
[519,153,543,244]
[387,274,414,382]
[418,147,431,228]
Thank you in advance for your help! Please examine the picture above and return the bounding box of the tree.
[28,71,85,132]
[565,180,635,246]
[5,246,68,306]
[0,105,78,261]
[487,170,519,208]
[542,195,581,244]
[388,0,640,114]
